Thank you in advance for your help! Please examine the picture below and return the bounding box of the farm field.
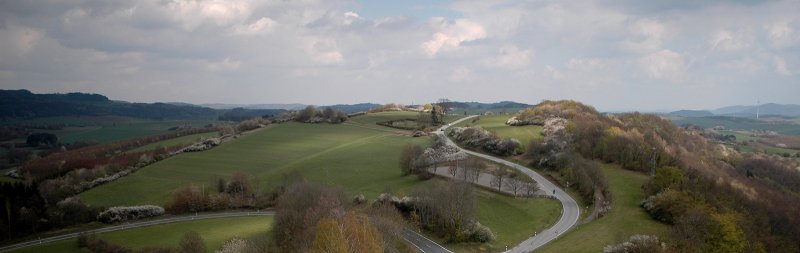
[126,131,220,153]
[669,116,800,135]
[79,112,563,251]
[536,164,670,253]
[2,116,216,144]
[453,114,544,149]
[11,216,272,253]
[81,112,466,207]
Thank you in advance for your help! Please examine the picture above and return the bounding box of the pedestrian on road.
[552,189,555,194]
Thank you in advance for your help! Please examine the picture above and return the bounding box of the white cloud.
[2,0,800,109]
[766,22,797,48]
[719,57,762,73]
[622,18,667,53]
[708,29,752,52]
[1,26,44,55]
[449,66,472,82]
[204,58,241,71]
[421,18,486,57]
[486,45,532,69]
[544,65,563,81]
[304,37,344,65]
[168,0,253,30]
[566,58,609,71]
[343,11,362,26]
[234,17,276,35]
[773,56,792,76]
[640,49,686,80]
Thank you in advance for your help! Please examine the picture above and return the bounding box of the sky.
[0,0,798,111]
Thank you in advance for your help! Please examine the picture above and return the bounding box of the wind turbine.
[756,99,760,120]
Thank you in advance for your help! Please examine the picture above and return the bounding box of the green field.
[537,164,670,253]
[446,191,561,252]
[453,115,544,150]
[670,116,800,135]
[126,132,219,153]
[78,112,562,251]
[449,107,528,116]
[2,116,216,144]
[81,112,466,206]
[11,216,272,253]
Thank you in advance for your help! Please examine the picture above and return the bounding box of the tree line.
[516,100,800,252]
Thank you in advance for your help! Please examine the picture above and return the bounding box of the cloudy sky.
[0,0,798,111]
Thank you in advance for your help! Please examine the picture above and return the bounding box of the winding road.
[0,211,274,253]
[0,210,452,253]
[2,115,575,253]
[438,116,580,252]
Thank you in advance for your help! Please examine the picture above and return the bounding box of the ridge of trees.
[0,89,217,120]
[517,100,800,252]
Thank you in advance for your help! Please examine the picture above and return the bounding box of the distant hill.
[324,103,381,114]
[201,103,307,110]
[668,110,714,117]
[217,107,286,121]
[713,103,800,117]
[0,89,217,120]
[441,101,531,111]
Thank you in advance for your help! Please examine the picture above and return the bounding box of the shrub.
[97,205,165,223]
[642,189,692,224]
[216,237,247,253]
[449,126,520,156]
[603,234,665,253]
[469,221,496,243]
[180,231,206,253]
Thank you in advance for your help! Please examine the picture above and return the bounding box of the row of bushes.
[449,126,521,156]
[97,205,165,223]
[376,119,421,130]
[22,127,219,180]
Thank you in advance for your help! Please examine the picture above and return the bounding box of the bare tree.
[399,144,423,176]
[464,166,478,182]
[504,178,522,197]
[522,181,540,197]
[490,171,505,191]
[448,161,457,177]
[465,158,486,183]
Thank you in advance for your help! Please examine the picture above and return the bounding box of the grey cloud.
[0,0,798,110]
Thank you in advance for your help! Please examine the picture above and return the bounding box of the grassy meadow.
[536,164,670,253]
[669,116,800,135]
[447,190,561,252]
[81,112,467,206]
[77,112,563,251]
[11,216,272,253]
[2,116,216,144]
[453,114,544,150]
[126,132,220,153]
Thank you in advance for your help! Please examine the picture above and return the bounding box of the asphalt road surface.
[0,211,452,253]
[0,211,274,253]
[439,116,580,252]
[403,229,454,253]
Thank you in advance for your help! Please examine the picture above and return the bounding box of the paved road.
[430,166,544,197]
[403,229,454,253]
[0,210,451,253]
[0,211,275,253]
[439,116,580,252]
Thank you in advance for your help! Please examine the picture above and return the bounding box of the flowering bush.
[97,205,165,223]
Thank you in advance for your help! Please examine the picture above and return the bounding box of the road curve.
[0,211,451,253]
[0,211,275,253]
[438,116,580,252]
